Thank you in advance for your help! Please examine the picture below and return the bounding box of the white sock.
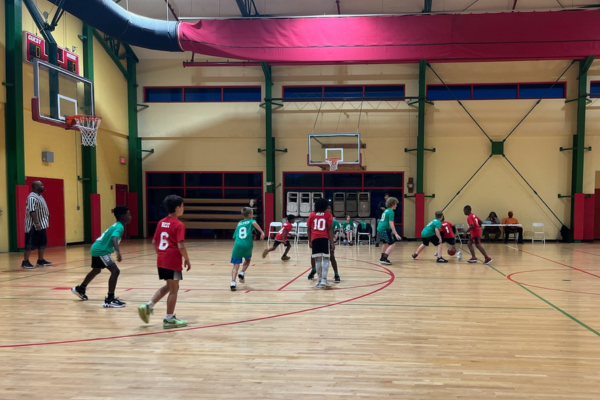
[165,314,174,320]
[321,257,330,281]
[231,280,236,285]
[315,257,323,280]
[147,300,154,309]
[239,271,245,277]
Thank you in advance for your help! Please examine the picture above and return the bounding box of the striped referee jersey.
[25,192,50,231]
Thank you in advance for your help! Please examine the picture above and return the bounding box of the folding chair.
[532,223,545,244]
[455,224,468,244]
[267,222,282,245]
[295,222,309,245]
[356,221,372,247]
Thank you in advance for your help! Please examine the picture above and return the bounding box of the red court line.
[518,249,600,280]
[278,267,312,291]
[0,263,395,348]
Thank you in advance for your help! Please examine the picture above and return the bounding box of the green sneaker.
[163,316,187,329]
[138,304,153,324]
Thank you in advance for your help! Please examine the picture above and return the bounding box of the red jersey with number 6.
[153,216,186,271]
[467,213,482,238]
[441,221,455,238]
[307,212,333,241]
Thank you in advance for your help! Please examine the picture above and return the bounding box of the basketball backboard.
[308,133,362,167]
[32,58,94,128]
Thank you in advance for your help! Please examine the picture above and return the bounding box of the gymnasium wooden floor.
[1,239,599,399]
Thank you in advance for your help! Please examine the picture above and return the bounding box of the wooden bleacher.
[182,198,256,230]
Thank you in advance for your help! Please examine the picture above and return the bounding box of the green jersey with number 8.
[232,219,256,258]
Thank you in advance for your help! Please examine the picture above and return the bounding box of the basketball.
[448,248,456,256]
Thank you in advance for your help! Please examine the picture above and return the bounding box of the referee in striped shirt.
[22,181,53,269]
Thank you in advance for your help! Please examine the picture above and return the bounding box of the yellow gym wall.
[425,60,582,240]
[0,0,8,252]
[271,64,418,235]
[137,59,266,235]
[137,57,600,239]
[20,8,129,243]
[92,36,129,232]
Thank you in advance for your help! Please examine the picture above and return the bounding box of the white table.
[482,224,523,241]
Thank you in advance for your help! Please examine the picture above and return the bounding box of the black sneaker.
[437,257,449,263]
[21,260,35,269]
[411,254,418,259]
[71,286,88,301]
[308,272,315,280]
[36,259,53,267]
[380,259,392,265]
[334,275,341,282]
[103,297,126,308]
[230,281,237,291]
[238,272,245,283]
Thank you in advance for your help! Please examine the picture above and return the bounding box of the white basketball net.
[326,158,341,171]
[74,116,102,147]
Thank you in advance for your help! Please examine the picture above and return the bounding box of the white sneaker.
[320,279,331,288]
[434,251,438,257]
[457,251,462,260]
[315,281,324,289]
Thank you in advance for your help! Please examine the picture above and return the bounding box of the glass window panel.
[519,83,565,99]
[427,85,472,100]
[184,87,222,102]
[284,173,323,188]
[223,87,261,102]
[147,173,184,187]
[324,86,363,99]
[472,84,518,100]
[323,173,362,187]
[224,173,262,187]
[590,82,600,98]
[145,88,182,102]
[186,173,223,187]
[364,173,403,188]
[364,85,405,99]
[283,86,323,99]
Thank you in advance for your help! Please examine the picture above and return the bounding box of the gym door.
[116,184,129,239]
[25,177,66,247]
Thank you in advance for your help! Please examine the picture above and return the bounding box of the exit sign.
[23,31,80,74]
[120,157,127,165]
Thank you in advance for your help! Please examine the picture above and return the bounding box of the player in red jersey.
[307,198,335,289]
[437,217,462,260]
[138,195,191,329]
[263,215,296,261]
[464,205,492,265]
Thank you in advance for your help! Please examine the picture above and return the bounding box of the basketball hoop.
[326,157,341,171]
[66,114,102,147]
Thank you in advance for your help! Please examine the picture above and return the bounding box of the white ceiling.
[124,0,600,59]
[118,0,600,20]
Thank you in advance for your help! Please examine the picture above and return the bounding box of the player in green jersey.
[230,207,265,291]
[71,206,131,307]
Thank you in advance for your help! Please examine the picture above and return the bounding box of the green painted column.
[127,57,143,237]
[81,23,97,243]
[261,62,276,220]
[570,56,594,241]
[5,0,26,252]
[417,60,426,194]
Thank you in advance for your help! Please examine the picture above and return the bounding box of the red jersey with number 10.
[441,221,455,238]
[153,216,186,271]
[307,212,333,241]
[467,213,482,237]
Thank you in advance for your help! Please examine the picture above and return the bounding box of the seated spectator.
[483,211,501,242]
[502,211,524,244]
